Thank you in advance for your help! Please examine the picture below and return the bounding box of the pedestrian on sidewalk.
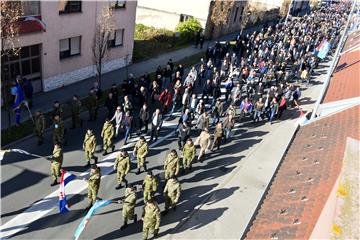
[83,129,98,167]
[269,98,279,124]
[134,136,149,174]
[142,171,158,203]
[52,115,65,145]
[212,99,224,126]
[177,122,190,150]
[46,142,63,186]
[123,111,133,145]
[150,109,162,142]
[85,164,101,209]
[278,96,287,120]
[105,92,117,119]
[182,138,196,171]
[224,114,235,141]
[71,95,83,129]
[163,177,181,215]
[111,106,124,138]
[34,110,45,145]
[159,88,172,113]
[139,103,150,134]
[87,89,98,121]
[51,101,64,121]
[101,119,115,155]
[195,128,211,163]
[142,198,161,240]
[164,150,180,180]
[114,149,130,190]
[120,184,137,230]
[211,121,224,151]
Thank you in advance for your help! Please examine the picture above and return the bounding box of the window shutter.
[70,36,80,55]
[60,39,69,52]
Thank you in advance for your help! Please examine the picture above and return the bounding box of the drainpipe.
[310,1,356,120]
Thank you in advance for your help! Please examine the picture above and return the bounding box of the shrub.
[175,18,202,41]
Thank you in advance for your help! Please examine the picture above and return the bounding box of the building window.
[179,14,193,22]
[108,29,124,48]
[59,36,81,59]
[239,6,245,21]
[22,1,41,16]
[1,44,41,87]
[233,7,239,23]
[59,1,82,14]
[110,0,126,9]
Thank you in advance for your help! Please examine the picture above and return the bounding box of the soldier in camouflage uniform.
[133,136,149,174]
[163,177,181,215]
[34,110,45,145]
[87,89,98,121]
[142,198,161,240]
[164,150,180,180]
[114,149,130,189]
[51,101,64,121]
[71,95,82,129]
[85,164,101,209]
[83,129,98,167]
[47,143,63,186]
[101,119,115,155]
[120,184,137,230]
[182,138,196,171]
[52,115,65,145]
[142,171,158,203]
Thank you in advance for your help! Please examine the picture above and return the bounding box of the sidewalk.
[1,22,270,130]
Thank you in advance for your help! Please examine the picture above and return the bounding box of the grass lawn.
[133,24,192,63]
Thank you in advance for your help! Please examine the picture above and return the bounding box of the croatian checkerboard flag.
[59,170,76,213]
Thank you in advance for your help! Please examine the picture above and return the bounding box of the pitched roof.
[245,105,360,239]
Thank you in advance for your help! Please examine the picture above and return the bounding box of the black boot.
[143,164,147,172]
[133,214,137,223]
[112,145,115,152]
[102,150,108,156]
[124,179,128,188]
[50,180,58,186]
[173,206,177,211]
[86,203,93,210]
[93,156,98,164]
[120,222,128,230]
[136,168,140,175]
[85,161,91,168]
[115,184,122,190]
[162,209,169,215]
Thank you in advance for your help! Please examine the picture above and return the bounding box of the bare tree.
[92,5,115,87]
[0,0,23,57]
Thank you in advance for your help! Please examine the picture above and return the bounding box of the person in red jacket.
[159,88,172,113]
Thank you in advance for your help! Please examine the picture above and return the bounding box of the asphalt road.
[0,59,331,240]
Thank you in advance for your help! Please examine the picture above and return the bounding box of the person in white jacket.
[111,106,124,138]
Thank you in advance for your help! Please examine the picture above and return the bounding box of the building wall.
[15,1,136,92]
[205,1,248,39]
[136,0,210,31]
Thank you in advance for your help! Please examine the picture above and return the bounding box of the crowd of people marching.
[22,3,351,240]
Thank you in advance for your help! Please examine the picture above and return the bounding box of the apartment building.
[136,0,248,39]
[1,1,137,93]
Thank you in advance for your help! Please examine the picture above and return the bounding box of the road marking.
[0,119,179,239]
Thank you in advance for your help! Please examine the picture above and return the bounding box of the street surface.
[1,55,332,240]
